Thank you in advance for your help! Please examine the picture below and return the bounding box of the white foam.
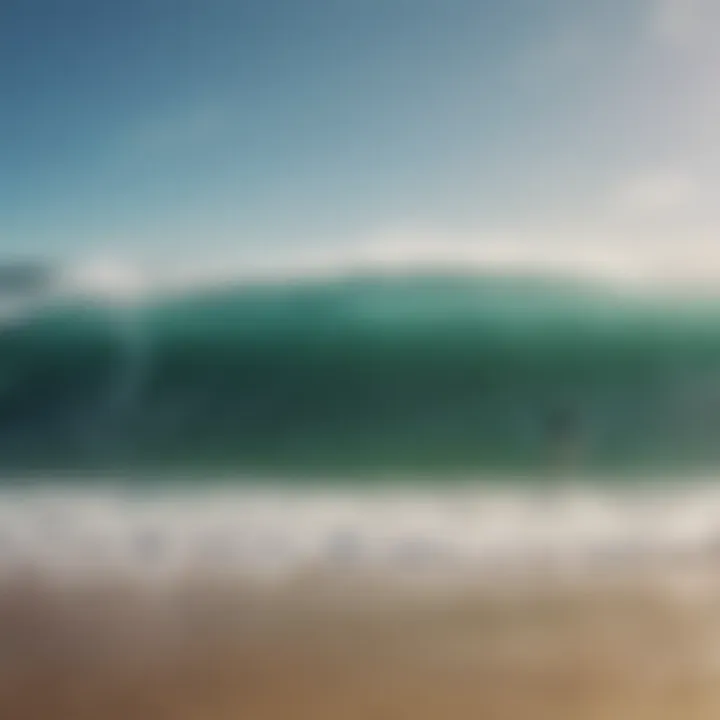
[1,480,720,590]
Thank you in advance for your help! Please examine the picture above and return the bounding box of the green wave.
[1,273,720,478]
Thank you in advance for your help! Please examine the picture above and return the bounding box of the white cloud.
[352,225,633,279]
[611,171,701,217]
[96,217,720,293]
[355,220,720,289]
[62,213,720,298]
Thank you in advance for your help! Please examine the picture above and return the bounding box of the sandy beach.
[1,568,720,719]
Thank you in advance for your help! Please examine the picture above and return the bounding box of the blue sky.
[2,0,720,284]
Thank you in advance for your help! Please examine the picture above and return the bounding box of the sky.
[2,0,720,286]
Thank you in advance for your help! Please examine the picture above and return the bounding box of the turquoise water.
[2,272,720,478]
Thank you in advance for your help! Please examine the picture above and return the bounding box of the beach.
[2,566,720,719]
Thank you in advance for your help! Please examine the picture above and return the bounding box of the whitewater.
[1,481,720,593]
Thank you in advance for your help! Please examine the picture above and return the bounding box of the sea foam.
[2,479,720,593]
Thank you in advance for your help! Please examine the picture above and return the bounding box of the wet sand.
[2,569,720,719]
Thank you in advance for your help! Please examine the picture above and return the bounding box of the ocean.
[2,268,720,583]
